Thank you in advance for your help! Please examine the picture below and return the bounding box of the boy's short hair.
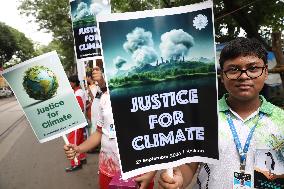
[68,75,80,86]
[219,37,267,69]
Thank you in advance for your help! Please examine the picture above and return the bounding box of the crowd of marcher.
[65,65,155,189]
[63,38,284,189]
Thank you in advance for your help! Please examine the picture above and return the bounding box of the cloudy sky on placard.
[70,0,111,21]
[99,8,215,77]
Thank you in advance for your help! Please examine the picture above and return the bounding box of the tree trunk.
[272,32,284,88]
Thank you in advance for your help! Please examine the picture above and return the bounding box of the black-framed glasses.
[223,65,266,80]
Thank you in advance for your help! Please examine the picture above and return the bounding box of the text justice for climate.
[130,89,205,151]
[36,101,72,128]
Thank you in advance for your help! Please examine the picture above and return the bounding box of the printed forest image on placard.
[70,0,111,28]
[108,27,215,91]
[23,66,59,100]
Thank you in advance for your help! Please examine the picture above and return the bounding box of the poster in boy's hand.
[97,1,219,179]
[69,0,111,60]
[0,51,87,143]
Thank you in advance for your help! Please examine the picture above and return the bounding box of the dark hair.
[86,71,92,78]
[219,37,267,69]
[68,75,80,86]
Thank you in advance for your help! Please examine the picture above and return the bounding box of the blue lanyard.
[225,111,264,171]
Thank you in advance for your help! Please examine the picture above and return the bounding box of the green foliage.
[19,0,75,71]
[111,0,159,12]
[112,0,284,48]
[17,0,284,73]
[111,0,205,12]
[214,0,284,47]
[0,22,35,68]
[17,0,207,72]
[0,23,16,66]
[34,40,73,72]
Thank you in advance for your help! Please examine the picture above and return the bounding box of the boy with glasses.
[158,37,284,189]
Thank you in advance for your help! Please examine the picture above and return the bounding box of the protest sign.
[0,51,87,143]
[97,1,219,179]
[69,0,111,60]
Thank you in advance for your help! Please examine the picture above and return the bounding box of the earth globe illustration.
[23,65,59,100]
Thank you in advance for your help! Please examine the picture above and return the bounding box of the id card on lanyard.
[225,111,264,189]
[233,172,252,189]
[109,123,116,139]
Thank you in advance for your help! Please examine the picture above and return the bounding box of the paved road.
[0,97,100,189]
[0,97,195,189]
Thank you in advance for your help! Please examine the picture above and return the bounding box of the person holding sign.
[65,75,87,172]
[64,67,154,189]
[86,71,100,134]
[158,38,284,188]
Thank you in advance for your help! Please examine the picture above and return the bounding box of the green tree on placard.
[0,22,35,69]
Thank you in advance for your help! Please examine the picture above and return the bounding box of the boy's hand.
[135,171,157,189]
[158,168,183,189]
[63,144,79,160]
[92,66,105,88]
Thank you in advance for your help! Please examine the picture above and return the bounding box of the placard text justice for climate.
[130,89,204,151]
[36,101,72,128]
